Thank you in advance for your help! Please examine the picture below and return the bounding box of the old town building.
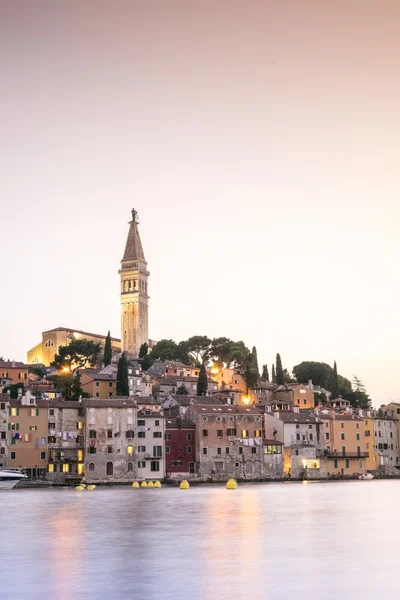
[47,401,84,482]
[0,360,29,386]
[84,398,137,483]
[0,393,9,468]
[186,404,264,481]
[165,417,196,479]
[80,368,116,399]
[136,398,165,480]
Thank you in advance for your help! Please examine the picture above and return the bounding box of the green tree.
[184,336,212,365]
[275,353,285,385]
[103,331,112,367]
[139,343,149,358]
[271,364,276,383]
[29,365,46,378]
[245,346,260,391]
[176,384,189,395]
[292,361,333,388]
[51,339,101,372]
[197,362,208,396]
[210,337,233,365]
[283,368,295,384]
[346,376,371,408]
[261,364,269,381]
[330,361,339,399]
[116,353,129,396]
[2,383,25,399]
[52,373,85,400]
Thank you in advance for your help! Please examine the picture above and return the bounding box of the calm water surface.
[3,481,400,600]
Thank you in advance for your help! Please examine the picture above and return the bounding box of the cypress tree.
[271,364,276,383]
[197,362,208,396]
[104,331,112,366]
[261,364,269,381]
[330,360,339,399]
[276,353,284,385]
[245,347,260,391]
[139,343,149,358]
[117,353,129,396]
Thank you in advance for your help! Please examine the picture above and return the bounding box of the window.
[106,462,113,476]
[128,462,133,472]
[227,428,236,436]
[296,433,300,441]
[225,447,229,454]
[89,430,96,439]
[166,446,170,454]
[325,433,330,440]
[151,461,160,472]
[77,422,84,430]
[107,446,113,454]
[138,432,146,438]
[202,430,208,437]
[138,461,146,468]
[0,402,6,410]
[10,408,18,416]
[138,420,145,426]
[390,432,393,438]
[187,433,192,441]
[10,452,16,460]
[95,392,100,398]
[127,445,134,455]
[153,432,162,438]
[333,459,338,468]
[89,462,95,472]
[356,433,360,440]
[341,423,344,428]
[189,462,195,474]
[107,430,113,438]
[165,433,171,440]
[217,447,222,455]
[239,447,243,455]
[309,433,314,441]
[341,433,345,440]
[251,447,257,454]
[153,446,162,457]
[155,420,160,426]
[255,430,261,437]
[187,446,192,453]
[88,447,96,454]
[96,381,99,387]
[31,408,39,417]
[242,430,248,438]
[345,459,350,469]
[203,447,208,455]
[10,423,19,431]
[296,424,299,429]
[126,430,134,438]
[216,430,223,438]
[308,425,312,429]
[62,464,70,473]
[48,464,54,473]
[30,425,38,431]
[138,446,146,452]
[356,423,359,428]
[1,432,6,439]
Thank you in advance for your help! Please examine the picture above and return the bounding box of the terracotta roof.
[191,404,261,415]
[9,399,50,408]
[42,327,121,343]
[273,411,320,424]
[161,376,216,385]
[166,418,195,429]
[79,369,116,381]
[0,360,29,369]
[83,398,138,408]
[317,412,364,422]
[171,395,224,406]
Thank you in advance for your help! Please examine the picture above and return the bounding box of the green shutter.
[16,423,19,431]
[8,423,10,430]
[17,408,19,416]
[8,408,11,416]
[36,409,39,416]
[11,437,15,445]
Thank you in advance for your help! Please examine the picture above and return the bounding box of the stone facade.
[136,400,165,480]
[84,399,138,483]
[47,401,84,483]
[0,394,9,468]
[187,404,264,481]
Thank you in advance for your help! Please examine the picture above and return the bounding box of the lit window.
[77,422,84,430]
[127,445,134,455]
[255,430,261,437]
[77,463,84,475]
[62,464,70,473]
[11,408,18,416]
[242,430,248,438]
[30,425,38,431]
[77,450,83,461]
[48,464,54,473]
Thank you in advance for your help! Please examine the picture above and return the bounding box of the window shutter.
[17,408,20,416]
[36,409,39,416]
[16,423,19,431]
[8,423,10,430]
[8,408,11,416]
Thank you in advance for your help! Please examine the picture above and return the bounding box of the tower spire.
[119,209,149,356]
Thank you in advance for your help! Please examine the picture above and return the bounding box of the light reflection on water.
[2,481,400,600]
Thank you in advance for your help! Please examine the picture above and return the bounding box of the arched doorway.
[106,462,113,476]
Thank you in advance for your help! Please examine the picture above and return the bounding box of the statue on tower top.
[131,208,139,223]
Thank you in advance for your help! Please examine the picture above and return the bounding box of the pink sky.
[1,1,400,404]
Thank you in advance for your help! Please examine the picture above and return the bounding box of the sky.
[1,0,400,405]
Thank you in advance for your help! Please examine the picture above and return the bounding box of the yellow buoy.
[180,480,189,490]
[141,481,148,488]
[226,479,237,490]
[154,481,161,488]
[87,485,96,491]
[147,481,154,488]
[132,481,139,488]
[75,485,84,491]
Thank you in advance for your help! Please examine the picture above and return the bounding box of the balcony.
[317,449,369,459]
[144,453,163,460]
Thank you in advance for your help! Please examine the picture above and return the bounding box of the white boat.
[359,473,374,480]
[0,469,27,490]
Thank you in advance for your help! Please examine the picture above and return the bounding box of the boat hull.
[0,478,21,490]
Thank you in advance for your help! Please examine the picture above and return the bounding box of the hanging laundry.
[248,438,254,447]
[254,437,261,446]
[243,439,249,446]
[62,432,68,441]
[49,430,56,436]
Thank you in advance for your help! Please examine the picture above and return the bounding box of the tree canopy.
[197,362,208,396]
[116,353,129,396]
[275,353,285,385]
[51,339,101,372]
[51,373,85,401]
[261,364,269,381]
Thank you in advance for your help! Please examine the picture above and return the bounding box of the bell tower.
[119,209,149,356]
